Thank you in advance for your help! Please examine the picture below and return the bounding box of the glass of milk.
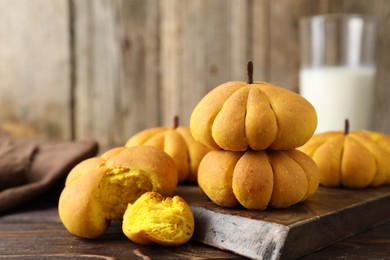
[299,14,376,133]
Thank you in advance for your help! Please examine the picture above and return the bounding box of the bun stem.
[247,61,253,84]
[344,119,350,135]
[173,115,179,129]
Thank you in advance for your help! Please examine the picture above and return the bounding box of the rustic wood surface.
[0,209,242,259]
[1,185,389,259]
[176,185,390,259]
[0,0,389,150]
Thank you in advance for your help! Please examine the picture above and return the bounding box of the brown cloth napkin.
[0,132,98,214]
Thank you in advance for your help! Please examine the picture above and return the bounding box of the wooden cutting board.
[176,185,390,260]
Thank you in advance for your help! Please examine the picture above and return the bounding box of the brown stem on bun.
[173,115,179,129]
[344,119,350,135]
[247,61,253,84]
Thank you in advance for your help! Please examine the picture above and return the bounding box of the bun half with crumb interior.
[58,146,178,238]
[122,191,194,246]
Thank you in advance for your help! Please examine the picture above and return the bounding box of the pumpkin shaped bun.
[125,117,210,183]
[298,121,390,188]
[58,146,178,238]
[198,149,319,210]
[122,191,194,246]
[190,63,317,151]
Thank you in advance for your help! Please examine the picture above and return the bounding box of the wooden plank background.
[0,0,389,151]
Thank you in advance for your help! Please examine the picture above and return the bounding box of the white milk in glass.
[299,66,375,133]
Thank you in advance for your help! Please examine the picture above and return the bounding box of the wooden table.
[1,188,390,259]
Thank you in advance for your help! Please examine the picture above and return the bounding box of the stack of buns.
[190,62,320,210]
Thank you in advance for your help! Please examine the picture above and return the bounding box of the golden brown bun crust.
[58,157,109,238]
[125,127,210,183]
[232,150,273,209]
[58,146,178,238]
[100,146,127,160]
[298,130,390,188]
[175,127,211,183]
[285,149,319,200]
[198,150,242,208]
[105,146,178,197]
[122,192,194,246]
[190,81,317,151]
[198,149,319,210]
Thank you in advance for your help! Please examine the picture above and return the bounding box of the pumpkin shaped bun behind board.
[298,122,390,188]
[125,117,210,183]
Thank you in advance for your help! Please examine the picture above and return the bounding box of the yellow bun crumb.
[58,146,178,238]
[122,192,194,246]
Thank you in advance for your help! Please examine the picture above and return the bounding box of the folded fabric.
[0,133,98,214]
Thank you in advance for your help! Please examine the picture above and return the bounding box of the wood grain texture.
[340,0,390,134]
[159,0,253,127]
[0,222,243,259]
[1,186,390,259]
[177,185,390,259]
[1,214,389,260]
[0,0,71,140]
[250,0,270,82]
[192,206,289,260]
[268,0,302,92]
[0,202,243,259]
[266,0,343,92]
[301,219,390,259]
[0,0,389,148]
[73,0,160,150]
